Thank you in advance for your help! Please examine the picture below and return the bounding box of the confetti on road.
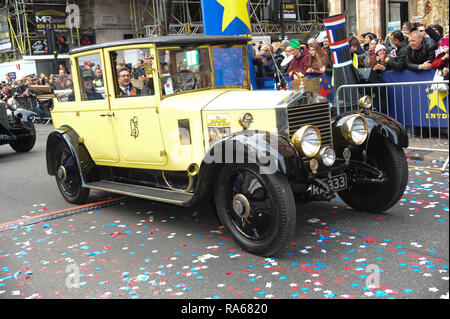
[0,163,448,299]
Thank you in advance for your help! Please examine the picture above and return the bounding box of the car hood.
[160,89,294,112]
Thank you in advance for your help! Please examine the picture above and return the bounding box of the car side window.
[76,53,105,101]
[53,63,75,102]
[109,48,155,98]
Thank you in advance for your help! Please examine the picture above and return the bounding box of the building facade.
[328,0,449,38]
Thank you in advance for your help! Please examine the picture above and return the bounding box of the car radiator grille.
[287,102,333,148]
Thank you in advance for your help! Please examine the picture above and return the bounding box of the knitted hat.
[363,32,376,40]
[432,24,444,37]
[281,39,290,47]
[375,43,387,53]
[290,38,300,49]
[82,69,94,80]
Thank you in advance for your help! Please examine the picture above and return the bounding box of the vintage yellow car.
[46,35,408,256]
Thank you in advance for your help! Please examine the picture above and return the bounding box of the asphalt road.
[0,124,448,302]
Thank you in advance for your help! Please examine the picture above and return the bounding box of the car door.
[104,44,167,166]
[72,50,120,163]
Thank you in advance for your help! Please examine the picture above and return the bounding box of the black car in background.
[0,94,36,153]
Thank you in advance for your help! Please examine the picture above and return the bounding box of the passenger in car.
[82,70,103,101]
[117,67,141,97]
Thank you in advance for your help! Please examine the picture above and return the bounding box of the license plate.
[311,174,348,196]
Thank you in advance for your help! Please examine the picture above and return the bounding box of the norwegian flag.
[323,15,352,68]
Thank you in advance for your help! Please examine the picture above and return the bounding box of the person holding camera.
[385,30,408,71]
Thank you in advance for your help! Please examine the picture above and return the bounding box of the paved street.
[0,124,448,300]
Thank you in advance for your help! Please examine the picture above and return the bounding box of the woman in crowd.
[280,46,294,76]
[432,25,449,79]
[369,44,389,73]
[361,33,376,52]
[305,43,329,75]
[362,38,378,67]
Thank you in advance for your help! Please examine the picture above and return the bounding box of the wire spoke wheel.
[215,164,296,256]
[228,169,275,241]
[339,138,408,213]
[54,144,89,204]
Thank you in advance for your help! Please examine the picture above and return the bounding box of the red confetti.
[364,237,377,243]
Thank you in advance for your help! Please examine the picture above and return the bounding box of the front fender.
[46,126,97,183]
[191,130,305,203]
[203,130,303,176]
[333,110,409,149]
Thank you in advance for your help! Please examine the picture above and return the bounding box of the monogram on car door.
[104,45,166,166]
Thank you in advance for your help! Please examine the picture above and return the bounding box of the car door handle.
[100,112,115,117]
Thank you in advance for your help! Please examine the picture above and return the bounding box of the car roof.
[70,35,252,54]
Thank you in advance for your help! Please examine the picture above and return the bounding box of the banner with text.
[34,5,68,31]
[0,8,12,53]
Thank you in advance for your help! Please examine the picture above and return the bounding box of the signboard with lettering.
[282,0,297,20]
[31,40,49,55]
[0,8,12,53]
[34,5,68,31]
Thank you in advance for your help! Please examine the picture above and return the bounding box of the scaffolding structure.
[142,0,327,37]
[1,0,327,62]
[1,0,77,62]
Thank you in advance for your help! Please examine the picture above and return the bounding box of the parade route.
[0,124,448,300]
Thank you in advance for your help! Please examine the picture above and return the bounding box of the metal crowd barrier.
[334,80,449,171]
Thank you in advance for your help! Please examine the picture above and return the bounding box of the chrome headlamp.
[342,115,368,145]
[359,95,372,109]
[318,146,336,167]
[291,125,321,157]
[7,98,17,111]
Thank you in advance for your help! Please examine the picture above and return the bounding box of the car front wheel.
[214,164,296,256]
[338,137,408,213]
[54,143,90,204]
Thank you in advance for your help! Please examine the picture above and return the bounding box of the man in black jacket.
[405,30,437,71]
[386,30,408,71]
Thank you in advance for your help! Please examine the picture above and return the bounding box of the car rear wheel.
[54,143,90,204]
[214,164,296,256]
[338,137,408,213]
[9,121,36,152]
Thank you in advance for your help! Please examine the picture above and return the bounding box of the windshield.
[212,47,246,87]
[158,45,248,96]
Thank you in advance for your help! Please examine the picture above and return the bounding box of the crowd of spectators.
[252,17,449,86]
[1,64,74,102]
[3,18,448,99]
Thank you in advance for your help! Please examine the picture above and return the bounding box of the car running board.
[83,180,193,206]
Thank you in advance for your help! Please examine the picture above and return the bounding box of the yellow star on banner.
[216,0,251,32]
[426,88,448,114]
